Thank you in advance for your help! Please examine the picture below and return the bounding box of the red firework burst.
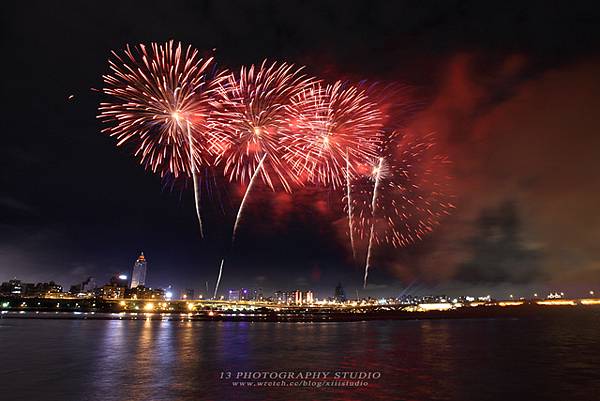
[98,40,226,177]
[350,131,455,248]
[281,81,384,188]
[212,61,315,191]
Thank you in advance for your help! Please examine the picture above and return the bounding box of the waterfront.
[1,310,599,401]
[3,293,600,322]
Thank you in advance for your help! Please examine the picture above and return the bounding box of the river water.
[1,311,599,401]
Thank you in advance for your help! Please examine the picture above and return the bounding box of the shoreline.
[2,304,599,322]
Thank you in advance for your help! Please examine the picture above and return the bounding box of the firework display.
[98,41,227,237]
[351,132,454,248]
[98,40,225,177]
[98,41,454,290]
[282,81,384,188]
[213,61,315,192]
[349,132,455,285]
[209,61,315,249]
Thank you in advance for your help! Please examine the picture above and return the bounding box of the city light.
[3,273,600,321]
[118,274,127,280]
[417,303,454,311]
[498,301,524,307]
[536,300,577,306]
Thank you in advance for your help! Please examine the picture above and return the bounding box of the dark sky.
[2,1,600,299]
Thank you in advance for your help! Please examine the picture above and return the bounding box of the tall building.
[251,288,264,301]
[292,290,303,304]
[271,289,314,303]
[0,279,23,296]
[130,252,147,289]
[334,282,347,303]
[228,289,240,301]
[273,290,287,303]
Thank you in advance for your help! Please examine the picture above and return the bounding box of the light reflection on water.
[1,312,599,401]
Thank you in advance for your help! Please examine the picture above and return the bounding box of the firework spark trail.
[213,259,224,299]
[186,121,204,237]
[214,153,267,299]
[98,41,225,177]
[213,61,314,191]
[351,132,454,249]
[232,153,268,245]
[282,81,384,188]
[345,151,357,261]
[98,41,228,240]
[364,156,384,288]
[209,62,313,297]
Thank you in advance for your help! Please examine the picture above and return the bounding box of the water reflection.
[1,312,599,401]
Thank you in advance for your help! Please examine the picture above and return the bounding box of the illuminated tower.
[130,252,147,289]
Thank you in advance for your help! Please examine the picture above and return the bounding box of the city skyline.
[2,253,597,301]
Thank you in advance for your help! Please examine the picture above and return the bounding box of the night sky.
[2,1,600,299]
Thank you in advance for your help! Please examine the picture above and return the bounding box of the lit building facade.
[273,290,315,304]
[273,291,287,303]
[0,280,24,296]
[251,288,264,301]
[227,288,256,301]
[0,280,63,297]
[126,286,165,300]
[97,285,125,300]
[130,252,147,289]
[228,289,240,301]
